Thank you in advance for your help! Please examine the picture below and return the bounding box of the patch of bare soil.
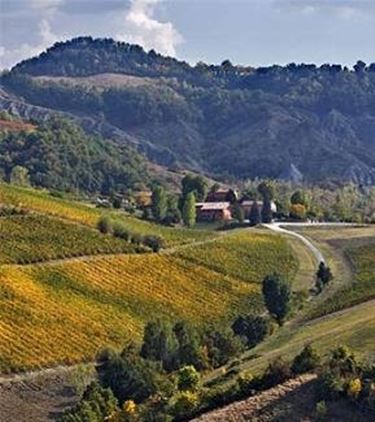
[0,372,79,422]
[193,374,373,422]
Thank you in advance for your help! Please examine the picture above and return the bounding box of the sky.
[1,0,374,70]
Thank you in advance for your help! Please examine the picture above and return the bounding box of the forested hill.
[2,37,375,184]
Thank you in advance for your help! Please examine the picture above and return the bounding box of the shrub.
[112,221,131,241]
[171,391,199,417]
[97,215,112,234]
[317,372,346,401]
[143,235,164,252]
[177,365,201,392]
[131,232,144,245]
[315,400,328,421]
[232,314,269,348]
[346,378,362,400]
[291,344,320,375]
[262,358,291,389]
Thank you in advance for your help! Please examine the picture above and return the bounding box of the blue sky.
[1,0,374,69]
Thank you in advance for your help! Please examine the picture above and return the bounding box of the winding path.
[263,222,326,265]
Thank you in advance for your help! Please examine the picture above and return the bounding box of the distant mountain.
[2,37,375,185]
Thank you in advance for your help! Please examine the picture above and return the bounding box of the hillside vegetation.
[0,117,148,194]
[2,37,375,183]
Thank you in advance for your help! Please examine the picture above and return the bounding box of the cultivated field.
[0,183,217,246]
[0,214,139,264]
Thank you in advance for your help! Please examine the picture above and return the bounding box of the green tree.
[232,314,269,348]
[291,190,308,206]
[232,202,244,223]
[317,262,333,287]
[181,175,208,202]
[204,328,244,368]
[151,185,167,221]
[97,215,112,234]
[173,321,207,370]
[249,201,261,226]
[10,165,30,186]
[98,350,170,404]
[257,181,275,201]
[140,320,178,371]
[262,274,291,325]
[261,198,273,223]
[182,192,196,228]
[60,382,118,422]
[291,344,320,375]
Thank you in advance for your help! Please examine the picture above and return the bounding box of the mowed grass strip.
[0,253,260,372]
[0,214,139,264]
[176,231,299,284]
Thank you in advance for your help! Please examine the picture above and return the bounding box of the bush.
[97,215,112,234]
[131,232,144,245]
[291,344,320,375]
[317,371,346,401]
[177,365,201,392]
[143,235,164,252]
[232,314,269,348]
[171,391,199,417]
[112,221,131,241]
[262,358,291,389]
[315,400,328,421]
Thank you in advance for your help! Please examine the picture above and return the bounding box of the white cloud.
[0,19,58,69]
[116,0,183,56]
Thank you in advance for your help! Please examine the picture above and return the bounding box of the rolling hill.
[1,37,375,184]
[0,183,298,372]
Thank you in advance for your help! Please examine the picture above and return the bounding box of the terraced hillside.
[0,183,298,372]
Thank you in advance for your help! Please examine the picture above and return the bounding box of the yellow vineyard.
[0,228,297,372]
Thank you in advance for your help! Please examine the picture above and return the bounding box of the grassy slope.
[297,226,375,319]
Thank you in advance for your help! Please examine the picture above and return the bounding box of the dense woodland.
[2,37,375,184]
[0,116,148,194]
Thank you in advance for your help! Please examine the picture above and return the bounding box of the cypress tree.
[182,192,196,228]
[249,201,261,226]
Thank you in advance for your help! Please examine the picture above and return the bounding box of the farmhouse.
[196,202,232,222]
[240,200,277,219]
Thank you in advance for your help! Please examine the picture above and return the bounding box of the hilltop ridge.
[1,37,375,184]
